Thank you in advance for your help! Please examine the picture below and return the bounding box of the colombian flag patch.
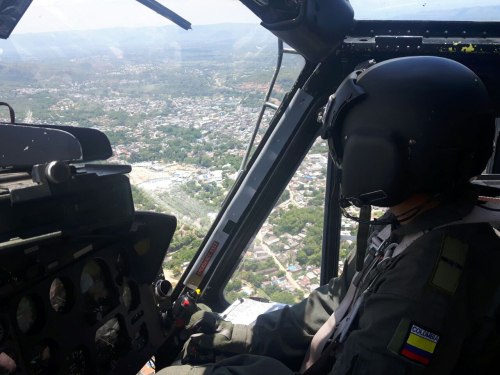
[388,318,440,366]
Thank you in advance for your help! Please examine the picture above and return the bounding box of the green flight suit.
[158,184,500,374]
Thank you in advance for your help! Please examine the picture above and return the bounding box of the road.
[278,188,300,209]
[257,231,304,292]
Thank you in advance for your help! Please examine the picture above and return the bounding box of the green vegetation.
[181,180,226,209]
[275,189,290,206]
[131,185,160,212]
[269,206,324,266]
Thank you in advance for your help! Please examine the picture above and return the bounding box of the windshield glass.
[351,0,500,21]
[0,0,304,289]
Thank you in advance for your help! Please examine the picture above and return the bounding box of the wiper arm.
[136,0,191,30]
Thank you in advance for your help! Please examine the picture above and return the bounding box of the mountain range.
[1,5,499,63]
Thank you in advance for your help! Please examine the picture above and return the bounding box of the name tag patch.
[388,318,440,366]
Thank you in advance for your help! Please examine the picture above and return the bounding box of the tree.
[263,284,280,296]
[226,279,242,292]
[296,290,305,301]
[277,270,286,278]
[270,291,296,305]
[275,189,290,206]
[226,291,240,304]
[297,250,308,266]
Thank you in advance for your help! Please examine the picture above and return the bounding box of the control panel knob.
[46,161,71,184]
[155,280,172,299]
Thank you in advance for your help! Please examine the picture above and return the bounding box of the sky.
[14,0,260,34]
[12,0,500,34]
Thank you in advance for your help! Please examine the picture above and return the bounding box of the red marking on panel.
[195,241,220,276]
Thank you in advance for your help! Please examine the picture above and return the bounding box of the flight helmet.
[321,56,495,208]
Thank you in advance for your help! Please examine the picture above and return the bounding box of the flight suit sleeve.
[233,250,356,370]
[330,229,482,375]
[158,253,355,375]
[157,354,298,375]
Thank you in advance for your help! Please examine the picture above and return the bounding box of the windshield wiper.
[136,0,191,30]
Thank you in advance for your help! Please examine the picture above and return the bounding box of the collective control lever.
[171,289,201,328]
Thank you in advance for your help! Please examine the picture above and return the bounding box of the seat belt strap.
[300,250,382,373]
[301,222,425,375]
[299,273,359,373]
[302,203,500,375]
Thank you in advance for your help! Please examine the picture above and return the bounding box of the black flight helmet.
[322,56,495,208]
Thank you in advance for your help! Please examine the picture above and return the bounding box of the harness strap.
[301,203,500,375]
[299,273,359,373]
[300,238,388,374]
[301,234,411,375]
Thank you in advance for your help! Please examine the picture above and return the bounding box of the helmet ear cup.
[341,133,407,207]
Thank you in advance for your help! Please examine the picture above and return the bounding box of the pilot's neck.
[390,194,440,225]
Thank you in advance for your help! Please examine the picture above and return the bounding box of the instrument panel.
[0,212,177,375]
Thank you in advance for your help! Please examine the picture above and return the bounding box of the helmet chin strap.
[337,193,445,272]
[355,205,372,272]
[338,192,445,227]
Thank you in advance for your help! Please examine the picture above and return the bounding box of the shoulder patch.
[388,318,440,366]
[429,236,468,295]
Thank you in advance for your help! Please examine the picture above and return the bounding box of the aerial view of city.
[0,21,389,306]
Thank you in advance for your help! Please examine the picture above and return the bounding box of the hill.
[0,23,276,62]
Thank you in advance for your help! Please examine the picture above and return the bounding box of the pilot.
[159,56,500,375]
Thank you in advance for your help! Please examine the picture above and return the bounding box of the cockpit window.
[351,0,500,21]
[0,1,306,292]
[223,140,328,305]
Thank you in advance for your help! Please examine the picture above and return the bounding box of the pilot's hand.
[178,304,245,365]
[184,307,234,348]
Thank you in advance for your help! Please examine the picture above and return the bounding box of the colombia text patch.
[388,318,440,366]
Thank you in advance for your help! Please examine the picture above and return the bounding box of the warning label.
[195,241,220,276]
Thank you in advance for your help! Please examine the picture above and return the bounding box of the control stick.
[171,289,201,328]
